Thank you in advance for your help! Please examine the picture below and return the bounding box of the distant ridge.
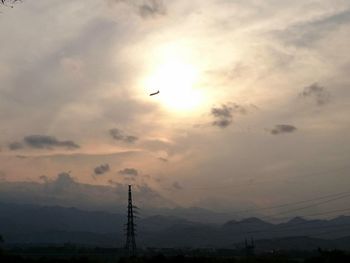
[1,203,350,249]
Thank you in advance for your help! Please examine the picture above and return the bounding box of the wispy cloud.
[109,128,138,144]
[8,141,24,151]
[300,83,331,106]
[172,181,182,190]
[94,163,110,176]
[139,0,166,18]
[118,167,138,176]
[211,103,248,128]
[111,0,166,19]
[8,135,80,151]
[269,124,297,135]
[24,135,80,150]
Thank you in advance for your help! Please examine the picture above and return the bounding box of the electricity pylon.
[125,185,137,256]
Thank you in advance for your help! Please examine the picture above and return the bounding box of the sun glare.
[143,47,204,113]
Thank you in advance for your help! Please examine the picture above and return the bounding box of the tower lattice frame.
[125,185,137,256]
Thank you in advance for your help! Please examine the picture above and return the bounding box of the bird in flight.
[150,90,160,96]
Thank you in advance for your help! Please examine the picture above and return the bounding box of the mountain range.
[1,202,350,250]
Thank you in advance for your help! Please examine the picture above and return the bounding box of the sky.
[0,0,350,219]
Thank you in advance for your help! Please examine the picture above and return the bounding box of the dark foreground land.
[1,246,350,263]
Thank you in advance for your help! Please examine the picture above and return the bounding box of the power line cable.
[235,190,350,214]
[265,193,350,218]
[226,194,350,229]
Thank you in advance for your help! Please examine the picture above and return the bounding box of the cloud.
[24,135,80,150]
[211,104,232,128]
[94,163,110,176]
[300,83,331,106]
[8,141,24,151]
[51,172,77,194]
[211,103,248,128]
[111,0,166,19]
[139,0,166,18]
[158,157,168,162]
[109,128,138,144]
[269,124,297,135]
[274,9,350,48]
[8,135,80,151]
[39,175,49,183]
[0,172,175,211]
[172,181,182,190]
[118,168,138,176]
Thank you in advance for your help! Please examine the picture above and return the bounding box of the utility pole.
[125,185,137,256]
[245,237,255,256]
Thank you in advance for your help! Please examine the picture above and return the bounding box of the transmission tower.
[125,185,137,256]
[245,237,255,256]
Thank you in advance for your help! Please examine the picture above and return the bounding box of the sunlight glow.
[143,46,205,113]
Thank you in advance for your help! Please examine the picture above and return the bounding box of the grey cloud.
[109,128,124,140]
[275,9,350,48]
[51,172,77,194]
[109,128,138,144]
[0,173,174,211]
[8,135,79,151]
[172,181,182,190]
[211,104,233,128]
[94,163,110,176]
[112,0,166,19]
[39,175,49,183]
[23,135,80,150]
[300,83,331,106]
[139,0,166,18]
[270,124,297,135]
[118,168,138,176]
[158,157,168,162]
[8,141,24,151]
[211,103,248,128]
[125,135,138,143]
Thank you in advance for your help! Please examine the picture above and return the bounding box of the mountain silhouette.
[1,202,350,250]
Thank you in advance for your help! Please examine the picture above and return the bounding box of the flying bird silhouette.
[150,90,160,96]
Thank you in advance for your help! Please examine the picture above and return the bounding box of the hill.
[1,203,350,250]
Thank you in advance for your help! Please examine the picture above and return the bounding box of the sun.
[143,46,205,113]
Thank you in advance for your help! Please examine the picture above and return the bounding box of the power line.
[227,217,350,238]
[223,205,350,238]
[303,208,350,218]
[236,223,350,238]
[187,165,349,192]
[235,190,350,214]
[265,193,350,219]
[261,208,350,225]
[225,194,350,230]
[313,224,350,237]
